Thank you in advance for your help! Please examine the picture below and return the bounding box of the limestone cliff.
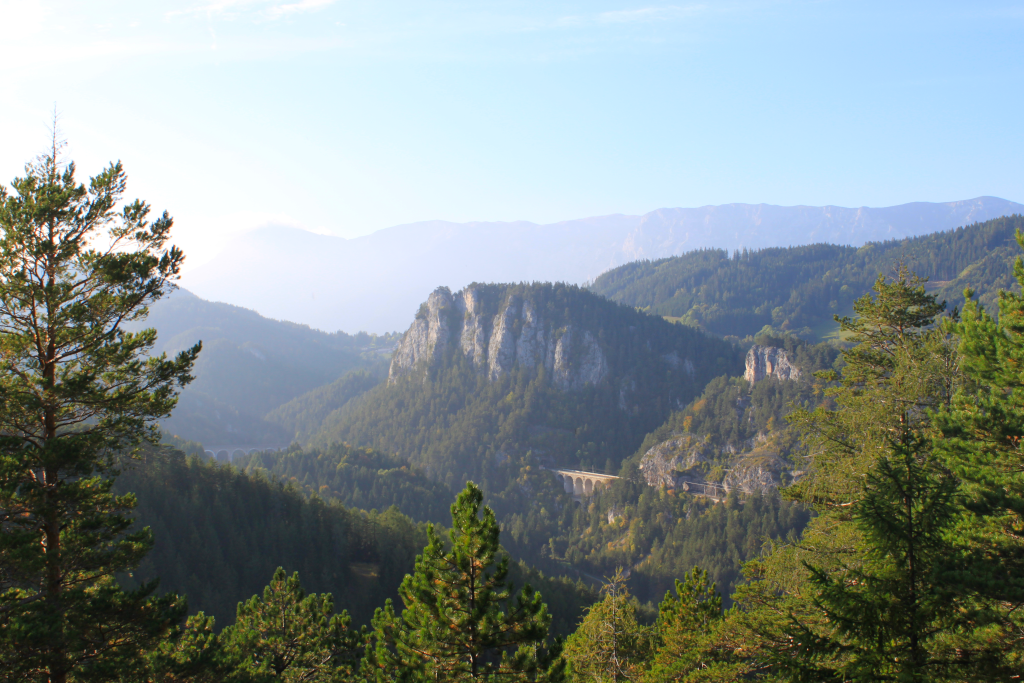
[639,430,796,495]
[744,345,800,385]
[389,285,611,391]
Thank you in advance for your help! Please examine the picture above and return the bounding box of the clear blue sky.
[1,1,1022,268]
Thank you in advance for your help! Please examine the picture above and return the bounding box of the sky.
[0,0,1022,269]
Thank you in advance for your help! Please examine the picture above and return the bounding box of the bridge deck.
[550,468,619,497]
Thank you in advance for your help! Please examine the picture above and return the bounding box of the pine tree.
[562,571,652,683]
[363,482,558,682]
[222,568,360,682]
[787,263,955,511]
[0,138,199,682]
[737,263,966,677]
[143,612,229,683]
[930,228,1024,671]
[645,567,738,683]
[780,434,961,682]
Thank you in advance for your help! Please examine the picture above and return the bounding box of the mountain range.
[181,197,1023,334]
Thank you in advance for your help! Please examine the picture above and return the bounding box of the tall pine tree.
[562,571,652,683]
[931,228,1024,673]
[780,434,962,682]
[222,568,360,682]
[0,138,199,682]
[645,567,738,683]
[742,263,968,678]
[363,482,558,682]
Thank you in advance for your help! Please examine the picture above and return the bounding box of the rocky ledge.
[745,345,800,385]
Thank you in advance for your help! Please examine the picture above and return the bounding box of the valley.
[7,4,1020,677]
[6,150,1022,677]
[136,213,1024,629]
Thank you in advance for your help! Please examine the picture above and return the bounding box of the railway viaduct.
[551,468,619,497]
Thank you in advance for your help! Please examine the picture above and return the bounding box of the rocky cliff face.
[638,434,715,488]
[744,345,800,385]
[389,285,610,391]
[639,430,796,495]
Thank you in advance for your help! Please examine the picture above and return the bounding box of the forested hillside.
[508,330,836,603]
[138,289,397,446]
[309,282,742,481]
[256,282,824,604]
[118,447,597,635]
[265,369,385,444]
[233,442,453,522]
[591,214,1024,339]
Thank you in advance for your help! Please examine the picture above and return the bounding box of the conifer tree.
[931,228,1024,671]
[780,434,961,682]
[222,568,360,682]
[143,612,229,683]
[363,482,558,682]
[0,139,199,682]
[562,571,652,683]
[738,263,965,677]
[645,567,737,683]
[787,263,954,511]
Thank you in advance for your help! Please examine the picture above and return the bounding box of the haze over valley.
[181,197,1022,333]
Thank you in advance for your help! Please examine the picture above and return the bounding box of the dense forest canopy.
[233,442,453,523]
[118,448,597,636]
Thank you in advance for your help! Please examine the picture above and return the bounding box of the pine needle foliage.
[930,228,1024,672]
[364,482,558,682]
[780,435,962,682]
[0,140,199,682]
[645,567,739,683]
[563,570,653,683]
[222,567,360,682]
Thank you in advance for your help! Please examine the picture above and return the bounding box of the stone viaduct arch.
[551,468,619,498]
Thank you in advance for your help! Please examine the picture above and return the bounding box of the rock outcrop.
[723,454,786,495]
[638,434,715,488]
[389,286,611,391]
[744,345,800,385]
[639,430,795,495]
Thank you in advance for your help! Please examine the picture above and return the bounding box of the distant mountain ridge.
[591,214,1024,340]
[181,197,1023,334]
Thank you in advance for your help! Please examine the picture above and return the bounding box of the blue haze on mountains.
[181,197,1023,334]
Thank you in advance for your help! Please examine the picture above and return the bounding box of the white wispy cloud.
[551,4,708,30]
[597,5,706,24]
[167,0,335,21]
[166,0,263,19]
[264,0,335,20]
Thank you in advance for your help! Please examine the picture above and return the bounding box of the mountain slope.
[135,289,397,446]
[119,447,597,634]
[590,214,1024,340]
[307,282,742,479]
[181,198,1023,333]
